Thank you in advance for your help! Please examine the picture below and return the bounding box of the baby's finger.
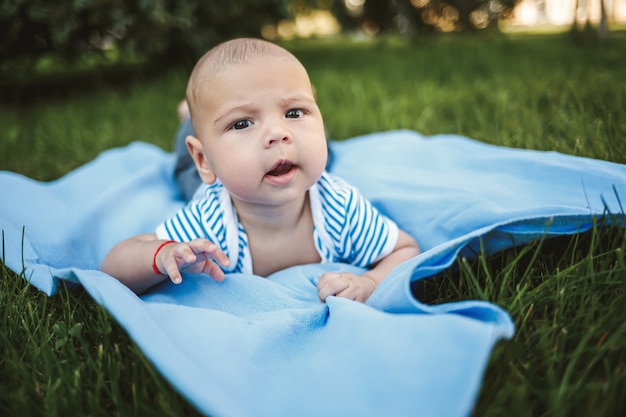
[161,255,184,284]
[317,271,340,288]
[317,272,350,301]
[334,286,364,302]
[201,259,226,282]
[189,239,231,268]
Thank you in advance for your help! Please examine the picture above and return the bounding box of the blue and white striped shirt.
[155,171,398,274]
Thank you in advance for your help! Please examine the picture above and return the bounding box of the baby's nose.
[265,123,292,147]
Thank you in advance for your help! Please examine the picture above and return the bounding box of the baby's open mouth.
[266,162,296,176]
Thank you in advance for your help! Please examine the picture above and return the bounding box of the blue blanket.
[2,130,625,417]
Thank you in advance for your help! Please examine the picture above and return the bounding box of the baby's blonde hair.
[186,38,303,130]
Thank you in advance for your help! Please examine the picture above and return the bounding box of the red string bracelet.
[152,240,176,275]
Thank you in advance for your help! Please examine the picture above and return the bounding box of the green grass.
[0,264,200,416]
[1,32,625,416]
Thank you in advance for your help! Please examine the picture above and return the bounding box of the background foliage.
[1,0,525,72]
[0,0,289,67]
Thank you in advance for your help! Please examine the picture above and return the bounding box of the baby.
[101,38,421,302]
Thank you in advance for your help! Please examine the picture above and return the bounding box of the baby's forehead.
[200,52,298,77]
[191,54,307,95]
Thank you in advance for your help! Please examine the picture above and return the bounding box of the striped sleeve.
[319,173,399,267]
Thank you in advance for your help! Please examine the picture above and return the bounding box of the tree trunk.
[598,0,609,41]
[570,0,580,32]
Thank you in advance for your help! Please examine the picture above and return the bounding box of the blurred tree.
[0,0,289,69]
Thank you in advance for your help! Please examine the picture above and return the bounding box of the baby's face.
[193,56,328,209]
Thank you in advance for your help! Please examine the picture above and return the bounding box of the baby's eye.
[230,119,252,130]
[285,109,304,119]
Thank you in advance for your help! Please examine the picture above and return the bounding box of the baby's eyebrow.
[213,104,255,124]
[284,94,315,103]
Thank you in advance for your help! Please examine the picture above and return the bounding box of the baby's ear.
[186,135,217,184]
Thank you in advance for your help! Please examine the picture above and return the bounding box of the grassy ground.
[1,32,625,416]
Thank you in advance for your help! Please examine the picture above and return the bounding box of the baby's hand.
[317,271,378,303]
[155,239,230,285]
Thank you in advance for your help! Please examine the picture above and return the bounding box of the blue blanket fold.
[2,130,625,417]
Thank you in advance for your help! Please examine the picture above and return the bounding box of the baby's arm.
[317,230,420,303]
[100,233,230,294]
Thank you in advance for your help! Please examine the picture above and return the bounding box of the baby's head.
[184,38,327,206]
